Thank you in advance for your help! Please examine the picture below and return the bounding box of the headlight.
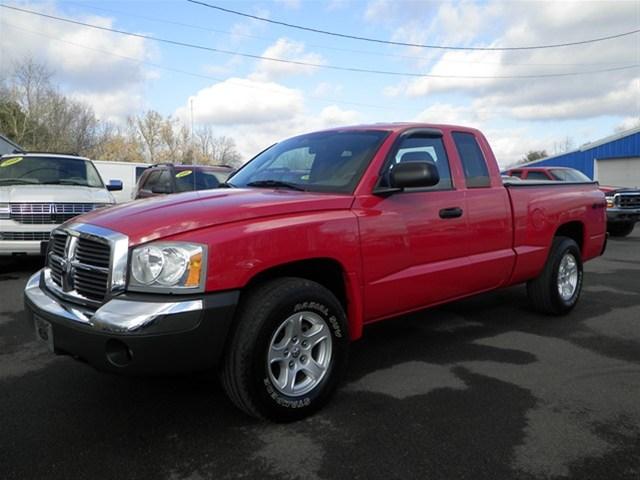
[129,242,206,292]
[606,196,615,208]
[0,203,9,219]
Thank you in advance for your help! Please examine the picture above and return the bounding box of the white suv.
[0,153,120,256]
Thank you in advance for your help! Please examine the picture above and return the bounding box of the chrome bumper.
[24,270,203,335]
[607,207,640,221]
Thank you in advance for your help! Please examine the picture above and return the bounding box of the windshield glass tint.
[0,156,104,187]
[551,169,591,182]
[229,130,388,193]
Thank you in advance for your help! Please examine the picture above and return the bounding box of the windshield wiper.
[246,180,306,191]
[0,178,38,185]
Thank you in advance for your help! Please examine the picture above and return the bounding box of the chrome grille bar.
[10,203,101,224]
[44,223,129,308]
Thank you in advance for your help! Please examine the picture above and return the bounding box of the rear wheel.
[608,222,635,237]
[527,236,583,315]
[221,277,349,421]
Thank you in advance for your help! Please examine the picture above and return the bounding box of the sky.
[0,0,639,167]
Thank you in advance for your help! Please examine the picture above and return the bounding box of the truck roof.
[314,122,480,135]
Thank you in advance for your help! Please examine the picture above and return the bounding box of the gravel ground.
[1,230,639,480]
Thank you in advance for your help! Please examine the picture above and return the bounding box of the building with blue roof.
[513,126,640,187]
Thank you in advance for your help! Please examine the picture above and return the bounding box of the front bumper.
[24,269,239,374]
[607,207,640,223]
[0,240,46,255]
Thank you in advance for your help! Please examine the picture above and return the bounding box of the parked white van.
[0,153,120,255]
[93,160,150,203]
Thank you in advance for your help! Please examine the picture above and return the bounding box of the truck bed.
[504,181,607,285]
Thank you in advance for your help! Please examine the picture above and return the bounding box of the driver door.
[355,131,469,322]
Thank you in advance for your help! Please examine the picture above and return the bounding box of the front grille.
[76,237,111,268]
[0,231,50,241]
[10,203,99,224]
[46,230,112,304]
[618,194,640,209]
[74,265,110,301]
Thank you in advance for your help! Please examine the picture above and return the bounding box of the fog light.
[105,339,133,367]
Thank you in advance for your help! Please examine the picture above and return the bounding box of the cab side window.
[452,132,490,188]
[381,134,452,190]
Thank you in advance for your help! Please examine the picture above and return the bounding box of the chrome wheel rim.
[557,252,579,300]
[267,311,333,397]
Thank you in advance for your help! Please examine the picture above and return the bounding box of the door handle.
[439,207,463,219]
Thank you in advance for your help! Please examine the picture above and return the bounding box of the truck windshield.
[0,156,104,187]
[229,130,388,193]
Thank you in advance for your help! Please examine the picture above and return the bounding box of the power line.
[186,0,640,51]
[0,20,398,112]
[63,1,635,68]
[2,4,639,80]
[3,20,522,120]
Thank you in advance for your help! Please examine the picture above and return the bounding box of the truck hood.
[0,184,114,204]
[77,188,354,245]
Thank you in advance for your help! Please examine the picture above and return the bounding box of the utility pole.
[189,97,194,145]
[189,97,195,165]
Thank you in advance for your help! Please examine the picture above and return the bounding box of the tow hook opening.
[105,339,133,367]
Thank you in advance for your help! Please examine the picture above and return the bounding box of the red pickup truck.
[504,166,640,237]
[25,123,607,421]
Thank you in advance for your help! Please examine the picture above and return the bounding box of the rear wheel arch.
[554,221,584,255]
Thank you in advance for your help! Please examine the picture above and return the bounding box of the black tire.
[527,236,583,315]
[608,222,635,237]
[221,277,349,421]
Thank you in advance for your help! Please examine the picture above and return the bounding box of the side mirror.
[390,162,440,189]
[107,179,123,191]
[151,184,171,194]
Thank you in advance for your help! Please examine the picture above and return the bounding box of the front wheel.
[527,236,583,315]
[221,277,349,421]
[608,222,635,237]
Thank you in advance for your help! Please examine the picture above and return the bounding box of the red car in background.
[504,166,640,237]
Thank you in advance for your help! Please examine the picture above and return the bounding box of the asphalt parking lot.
[1,231,639,480]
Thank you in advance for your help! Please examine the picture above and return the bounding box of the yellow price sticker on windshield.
[0,157,23,167]
[175,170,192,178]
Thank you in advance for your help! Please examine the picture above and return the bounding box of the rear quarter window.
[452,132,491,188]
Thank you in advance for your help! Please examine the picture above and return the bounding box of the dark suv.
[134,163,234,199]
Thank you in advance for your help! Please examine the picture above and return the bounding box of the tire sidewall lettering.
[257,297,345,411]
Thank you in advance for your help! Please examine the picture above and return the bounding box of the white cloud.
[0,2,154,121]
[413,102,487,125]
[379,1,640,122]
[72,90,144,125]
[318,105,360,125]
[198,102,362,160]
[616,116,640,132]
[174,75,361,159]
[251,38,326,81]
[176,77,304,126]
